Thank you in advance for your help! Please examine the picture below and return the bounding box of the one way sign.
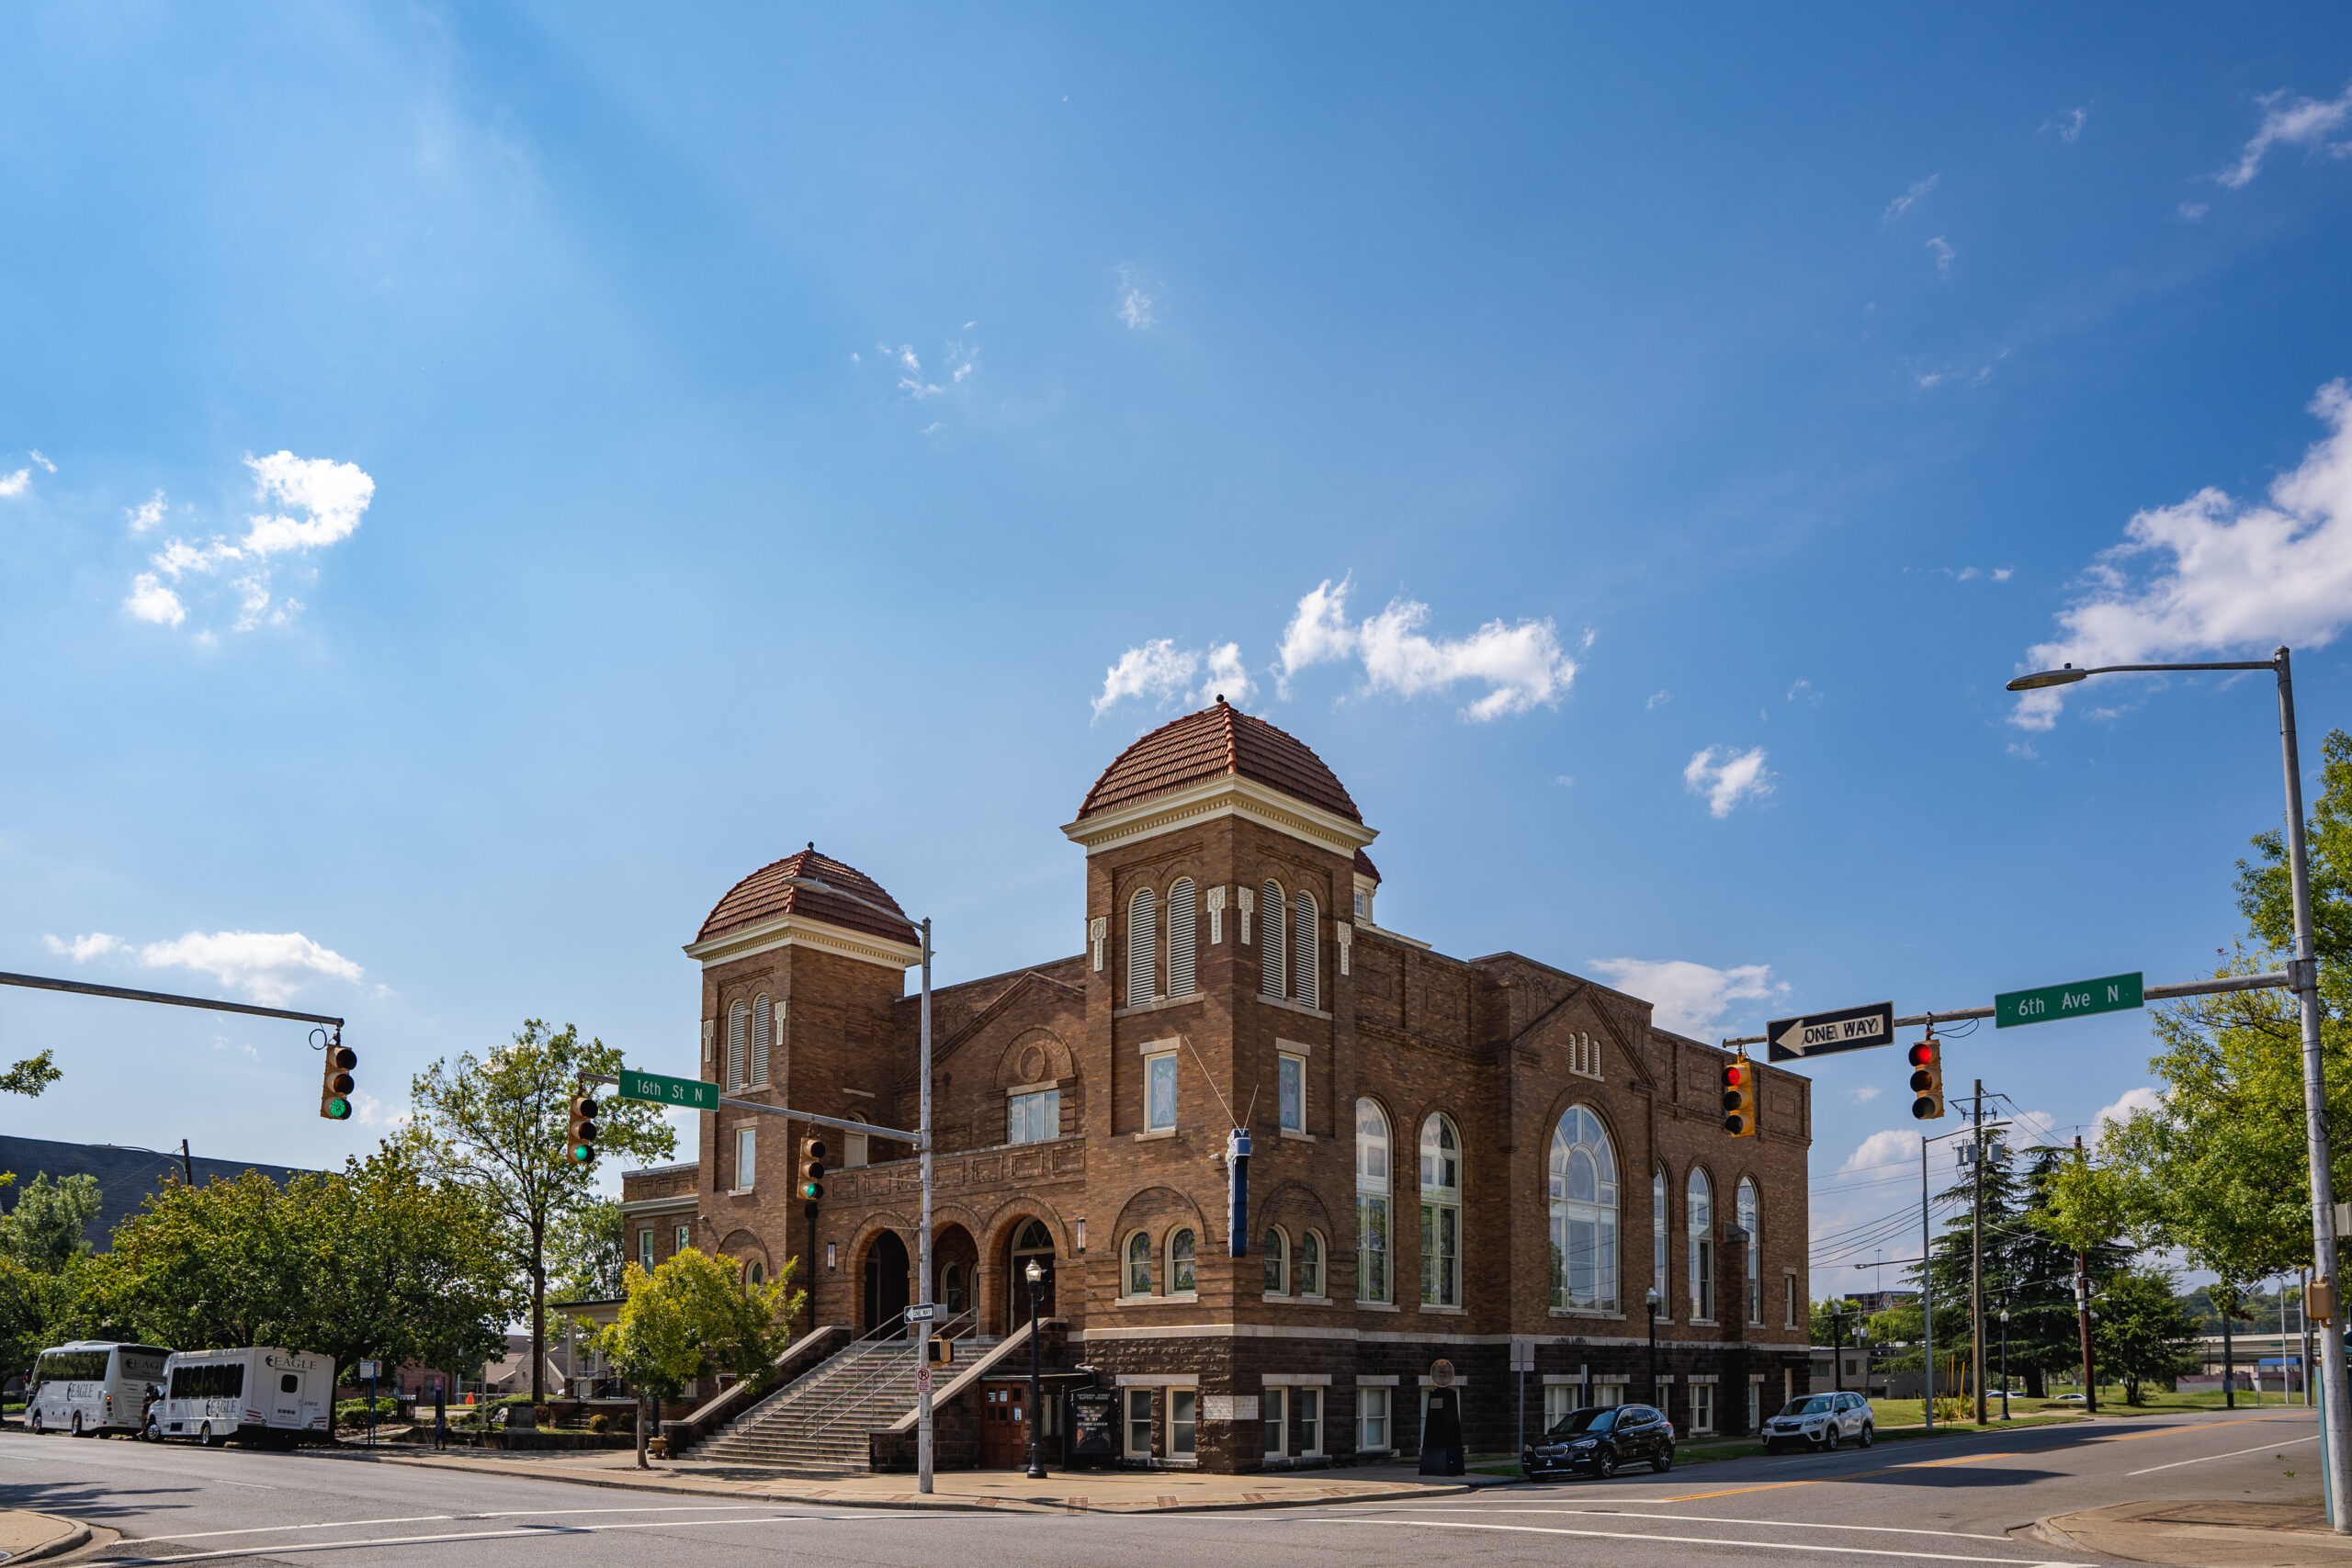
[1766,1002,1896,1062]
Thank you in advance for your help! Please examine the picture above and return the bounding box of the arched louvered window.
[1260,880,1286,998]
[1166,878,1197,999]
[727,1001,749,1089]
[1292,891,1318,1010]
[751,994,772,1086]
[1127,886,1159,1008]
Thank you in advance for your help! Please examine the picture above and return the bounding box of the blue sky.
[5,5,2350,1297]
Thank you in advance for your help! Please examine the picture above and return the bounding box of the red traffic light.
[1907,1042,1937,1068]
[1722,1062,1748,1087]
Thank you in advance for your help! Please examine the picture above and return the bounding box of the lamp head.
[2000,1309,2011,1323]
[1025,1258,1043,1285]
[2006,663,2090,693]
[1645,1286,1659,1311]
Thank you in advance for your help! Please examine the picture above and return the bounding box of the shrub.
[334,1396,401,1426]
[588,1413,608,1434]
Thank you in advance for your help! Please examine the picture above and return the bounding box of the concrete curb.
[300,1447,1477,1515]
[1,1517,91,1565]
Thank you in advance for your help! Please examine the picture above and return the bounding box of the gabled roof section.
[1078,699,1362,824]
[695,844,916,947]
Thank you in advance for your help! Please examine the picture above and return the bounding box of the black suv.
[1521,1403,1675,1480]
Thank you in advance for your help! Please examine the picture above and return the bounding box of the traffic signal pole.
[1972,1080,1986,1427]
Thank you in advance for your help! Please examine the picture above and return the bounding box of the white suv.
[1761,1391,1873,1453]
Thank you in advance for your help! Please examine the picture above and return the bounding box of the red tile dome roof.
[697,844,916,946]
[1078,699,1362,823]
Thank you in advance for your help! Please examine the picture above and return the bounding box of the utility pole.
[1922,1134,1935,1433]
[2074,1134,2097,1415]
[1971,1080,1986,1427]
[177,1138,193,1187]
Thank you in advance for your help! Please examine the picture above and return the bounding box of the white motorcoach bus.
[152,1348,332,1448]
[27,1341,172,1437]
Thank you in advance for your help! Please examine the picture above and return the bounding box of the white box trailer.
[153,1348,332,1448]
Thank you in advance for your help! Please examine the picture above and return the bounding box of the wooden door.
[978,1382,1030,1468]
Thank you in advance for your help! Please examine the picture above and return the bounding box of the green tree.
[2007,1146,2124,1396]
[0,1173,103,1270]
[593,1258,704,1469]
[406,1021,675,1407]
[2095,1267,2202,1404]
[2237,728,2352,972]
[589,1247,801,1467]
[548,1198,628,1303]
[0,1051,61,1098]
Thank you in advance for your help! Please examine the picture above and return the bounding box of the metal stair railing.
[698,1330,906,1453]
[799,1309,977,1444]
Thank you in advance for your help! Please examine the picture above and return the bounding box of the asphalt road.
[0,1408,2328,1567]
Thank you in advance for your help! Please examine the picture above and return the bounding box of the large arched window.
[1419,1113,1461,1307]
[1125,1230,1153,1297]
[1292,891,1319,1010]
[1737,1178,1761,1325]
[1166,878,1198,998]
[1548,1106,1619,1312]
[1688,1168,1715,1322]
[751,994,773,1086]
[1261,879,1286,998]
[1127,886,1159,1007]
[1653,1168,1668,1306]
[727,1001,750,1089]
[1355,1098,1392,1303]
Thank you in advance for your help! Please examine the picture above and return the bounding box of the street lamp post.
[783,875,936,1495]
[1830,1302,1846,1393]
[1024,1258,1046,1480]
[1998,1309,2011,1422]
[1645,1287,1661,1404]
[2007,647,2347,1530]
[1856,1325,1871,1405]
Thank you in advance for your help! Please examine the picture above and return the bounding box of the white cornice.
[1061,774,1378,859]
[682,911,922,974]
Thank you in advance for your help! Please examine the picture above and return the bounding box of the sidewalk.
[2032,1499,2352,1566]
[311,1442,1502,1513]
[0,1508,94,1563]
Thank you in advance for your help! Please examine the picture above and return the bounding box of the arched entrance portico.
[863,1230,910,1335]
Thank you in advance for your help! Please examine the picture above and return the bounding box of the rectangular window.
[1747,1382,1760,1432]
[1126,1389,1153,1459]
[1007,1088,1060,1145]
[1693,1234,1713,1321]
[1297,1388,1320,1455]
[845,1131,869,1168]
[1591,1382,1623,1408]
[674,1224,690,1256]
[1784,1276,1796,1329]
[1358,1386,1389,1450]
[1145,1053,1178,1132]
[1692,1384,1715,1435]
[1278,1053,1305,1133]
[1263,1387,1286,1459]
[735,1126,756,1191]
[1170,1389,1197,1457]
[1357,1195,1391,1303]
[1542,1384,1579,1431]
[639,1228,653,1270]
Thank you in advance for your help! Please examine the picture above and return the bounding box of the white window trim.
[1278,1048,1308,1136]
[731,1125,756,1195]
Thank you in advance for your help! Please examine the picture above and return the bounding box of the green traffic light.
[570,1143,594,1164]
[325,1097,351,1121]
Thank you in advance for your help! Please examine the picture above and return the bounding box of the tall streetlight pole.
[1024,1258,1046,1480]
[783,876,935,1495]
[1645,1287,1660,1404]
[2008,647,2347,1530]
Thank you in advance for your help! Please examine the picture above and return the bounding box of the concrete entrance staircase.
[691,1315,990,1474]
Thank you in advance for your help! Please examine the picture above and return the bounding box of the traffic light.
[318,1035,357,1121]
[566,1093,600,1165]
[927,1336,953,1368]
[1721,1055,1758,1137]
[1908,1037,1946,1120]
[797,1135,827,1201]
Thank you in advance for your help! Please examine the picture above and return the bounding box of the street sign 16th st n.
[1995,972,2143,1029]
[614,1067,721,1111]
[1766,1002,1896,1062]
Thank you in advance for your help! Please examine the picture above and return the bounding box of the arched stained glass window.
[1548,1106,1619,1312]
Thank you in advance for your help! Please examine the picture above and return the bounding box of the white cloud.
[2095,1085,2163,1134]
[2044,106,2091,143]
[1849,1084,1883,1104]
[2011,379,2352,728]
[1645,690,1671,710]
[1926,235,1955,274]
[128,452,371,636]
[44,932,124,961]
[889,340,977,400]
[1841,1128,1923,1174]
[1587,957,1783,1038]
[2178,200,2210,223]
[1116,267,1157,330]
[350,1089,411,1129]
[1091,637,1256,719]
[29,451,54,473]
[2007,740,2038,760]
[2218,83,2352,189]
[0,469,28,498]
[51,926,362,1005]
[1684,745,1773,817]
[1883,174,1939,221]
[123,574,187,626]
[1275,575,1577,720]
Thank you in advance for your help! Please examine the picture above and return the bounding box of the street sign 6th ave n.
[1996,972,2143,1029]
[1766,1002,1896,1062]
[615,1067,721,1111]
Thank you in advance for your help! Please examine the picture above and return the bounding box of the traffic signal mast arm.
[1721,969,2292,1049]
[580,1075,922,1145]
[0,969,345,1028]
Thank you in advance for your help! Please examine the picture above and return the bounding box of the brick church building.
[620,699,1813,1470]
